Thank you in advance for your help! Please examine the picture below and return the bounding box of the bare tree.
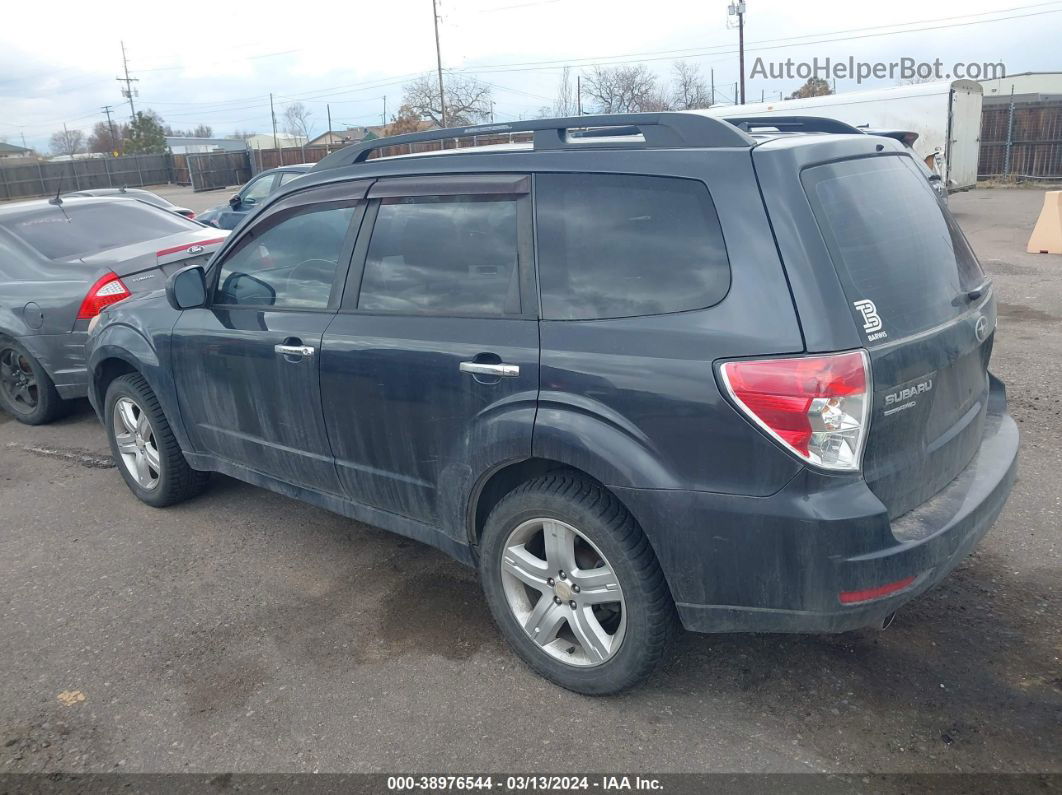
[672,61,712,109]
[49,128,85,157]
[581,64,661,114]
[552,66,578,116]
[789,77,832,99]
[401,73,492,127]
[284,102,313,142]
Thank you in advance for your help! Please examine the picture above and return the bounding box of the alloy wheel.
[112,397,161,490]
[0,347,39,414]
[500,517,626,667]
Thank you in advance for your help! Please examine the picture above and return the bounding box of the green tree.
[124,111,168,154]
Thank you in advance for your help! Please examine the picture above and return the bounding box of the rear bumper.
[19,332,89,399]
[615,375,1019,634]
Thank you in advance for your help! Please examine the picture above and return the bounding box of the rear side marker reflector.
[156,237,226,258]
[839,575,917,605]
[77,272,131,319]
[719,350,871,472]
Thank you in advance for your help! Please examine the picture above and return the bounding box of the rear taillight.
[77,272,131,319]
[719,350,871,472]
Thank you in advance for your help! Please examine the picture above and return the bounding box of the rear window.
[535,173,731,320]
[803,156,984,341]
[0,201,200,260]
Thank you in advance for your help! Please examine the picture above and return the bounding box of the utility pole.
[382,95,387,126]
[432,0,447,128]
[19,128,27,150]
[116,41,139,122]
[728,2,746,104]
[490,100,495,123]
[576,74,582,115]
[710,69,715,106]
[327,104,333,136]
[270,93,279,151]
[101,105,118,154]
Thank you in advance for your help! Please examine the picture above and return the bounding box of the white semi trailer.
[698,79,983,192]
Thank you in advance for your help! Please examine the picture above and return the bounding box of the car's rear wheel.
[0,339,68,425]
[479,475,675,694]
[104,373,209,507]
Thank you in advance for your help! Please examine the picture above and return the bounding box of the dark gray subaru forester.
[85,112,1018,694]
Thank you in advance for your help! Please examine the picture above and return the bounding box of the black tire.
[479,475,676,695]
[104,373,209,508]
[0,338,69,425]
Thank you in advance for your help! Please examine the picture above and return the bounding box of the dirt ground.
[0,186,1058,776]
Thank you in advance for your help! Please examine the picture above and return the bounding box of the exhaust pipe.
[879,611,897,631]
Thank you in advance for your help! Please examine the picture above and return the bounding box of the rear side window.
[358,196,520,315]
[804,156,985,340]
[0,202,201,260]
[535,173,730,320]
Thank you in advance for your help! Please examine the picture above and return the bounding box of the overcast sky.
[1,0,1058,151]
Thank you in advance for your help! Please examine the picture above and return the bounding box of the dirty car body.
[85,113,1018,693]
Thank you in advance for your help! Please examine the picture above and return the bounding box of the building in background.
[244,133,307,150]
[166,137,248,155]
[979,72,1062,105]
[0,142,33,159]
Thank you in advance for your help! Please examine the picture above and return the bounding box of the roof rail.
[312,112,754,170]
[724,115,864,135]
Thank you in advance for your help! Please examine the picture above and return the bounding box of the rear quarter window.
[535,173,731,320]
[0,201,201,260]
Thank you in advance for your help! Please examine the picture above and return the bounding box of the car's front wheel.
[104,373,209,507]
[479,475,676,694]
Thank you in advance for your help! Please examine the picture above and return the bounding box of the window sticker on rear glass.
[853,299,888,341]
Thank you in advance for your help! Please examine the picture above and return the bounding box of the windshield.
[803,155,984,341]
[0,201,201,260]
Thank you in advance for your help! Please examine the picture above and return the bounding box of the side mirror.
[219,272,276,306]
[166,265,207,311]
[228,193,241,208]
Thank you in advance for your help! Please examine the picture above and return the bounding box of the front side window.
[215,204,355,309]
[358,196,520,315]
[535,173,731,320]
[242,174,275,204]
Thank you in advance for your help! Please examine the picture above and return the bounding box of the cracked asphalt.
[0,186,1059,775]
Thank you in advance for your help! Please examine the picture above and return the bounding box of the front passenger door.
[171,182,368,493]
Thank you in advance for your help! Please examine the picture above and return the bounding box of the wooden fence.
[979,101,1062,180]
[173,151,253,191]
[0,154,173,200]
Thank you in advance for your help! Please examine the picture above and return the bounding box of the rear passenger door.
[320,175,538,533]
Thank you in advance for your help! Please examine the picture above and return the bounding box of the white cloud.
[1,0,1056,150]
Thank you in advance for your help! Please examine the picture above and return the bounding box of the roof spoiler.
[312,112,754,171]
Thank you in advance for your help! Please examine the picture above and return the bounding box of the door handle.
[460,361,520,377]
[275,344,315,358]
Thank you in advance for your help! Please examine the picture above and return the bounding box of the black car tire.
[479,474,676,695]
[104,373,209,508]
[0,338,69,425]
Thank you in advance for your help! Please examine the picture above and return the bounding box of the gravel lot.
[0,186,1059,775]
